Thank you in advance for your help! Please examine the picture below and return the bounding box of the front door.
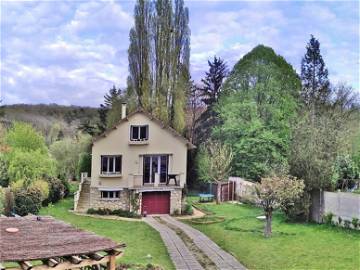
[143,155,168,184]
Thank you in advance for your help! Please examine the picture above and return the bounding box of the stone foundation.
[90,187,130,211]
[170,189,182,214]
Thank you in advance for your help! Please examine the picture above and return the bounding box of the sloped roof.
[93,108,196,149]
[0,216,122,262]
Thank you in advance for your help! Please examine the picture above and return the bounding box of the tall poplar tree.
[128,0,190,132]
[300,35,330,108]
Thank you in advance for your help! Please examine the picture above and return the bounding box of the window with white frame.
[130,125,148,141]
[101,155,122,175]
[101,190,120,199]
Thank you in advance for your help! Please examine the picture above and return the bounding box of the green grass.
[185,200,360,270]
[40,198,174,269]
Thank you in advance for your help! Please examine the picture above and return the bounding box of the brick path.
[144,216,204,270]
[144,215,247,270]
[160,215,246,270]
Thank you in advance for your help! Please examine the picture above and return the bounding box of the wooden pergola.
[0,216,125,270]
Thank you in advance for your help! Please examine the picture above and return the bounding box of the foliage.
[3,188,14,216]
[43,177,66,205]
[300,35,330,108]
[7,149,55,183]
[196,141,233,183]
[182,202,193,215]
[214,45,300,180]
[87,208,141,219]
[77,152,92,178]
[351,217,359,229]
[343,219,351,229]
[13,187,43,216]
[255,175,304,237]
[338,216,343,225]
[31,179,50,201]
[128,0,190,132]
[332,155,359,190]
[6,122,47,153]
[323,212,334,225]
[199,56,228,106]
[50,134,91,180]
[0,154,9,187]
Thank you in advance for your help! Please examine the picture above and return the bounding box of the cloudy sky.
[1,0,359,107]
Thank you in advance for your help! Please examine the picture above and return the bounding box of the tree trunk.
[216,183,221,204]
[264,210,272,237]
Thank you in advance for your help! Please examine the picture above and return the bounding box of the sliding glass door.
[143,155,168,184]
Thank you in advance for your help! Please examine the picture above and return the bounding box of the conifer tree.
[301,35,330,108]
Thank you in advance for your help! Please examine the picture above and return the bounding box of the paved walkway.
[161,215,246,270]
[144,216,204,270]
[144,215,246,270]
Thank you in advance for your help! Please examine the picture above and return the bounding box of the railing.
[74,172,88,211]
[128,173,182,188]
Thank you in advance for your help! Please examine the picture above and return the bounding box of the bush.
[338,216,343,225]
[0,155,9,187]
[77,152,92,178]
[31,179,49,201]
[182,203,193,215]
[87,208,140,218]
[3,188,14,216]
[323,212,334,225]
[44,177,66,205]
[14,188,42,216]
[351,217,359,229]
[344,219,351,229]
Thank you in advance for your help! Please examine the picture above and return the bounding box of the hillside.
[0,104,99,138]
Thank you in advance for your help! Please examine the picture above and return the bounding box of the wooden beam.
[64,256,82,264]
[87,253,104,261]
[19,261,32,270]
[106,255,115,270]
[41,258,59,268]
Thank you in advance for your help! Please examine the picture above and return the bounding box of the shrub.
[0,155,9,187]
[323,212,334,225]
[351,217,359,229]
[77,152,92,178]
[14,188,42,216]
[182,203,193,215]
[44,177,66,205]
[86,208,140,218]
[31,179,49,201]
[344,219,351,229]
[3,188,14,216]
[338,216,343,225]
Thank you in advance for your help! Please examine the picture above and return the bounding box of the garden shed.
[0,215,125,270]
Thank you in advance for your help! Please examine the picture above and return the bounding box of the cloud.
[1,0,359,107]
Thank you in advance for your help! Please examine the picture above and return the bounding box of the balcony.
[129,173,182,189]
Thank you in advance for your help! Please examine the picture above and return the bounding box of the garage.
[141,191,170,215]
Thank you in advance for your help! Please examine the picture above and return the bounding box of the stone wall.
[89,187,130,211]
[170,189,182,214]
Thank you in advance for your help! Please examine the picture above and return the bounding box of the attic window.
[130,125,148,141]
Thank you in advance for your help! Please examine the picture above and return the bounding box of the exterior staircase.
[74,173,91,213]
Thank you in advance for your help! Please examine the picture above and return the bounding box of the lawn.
[186,199,360,270]
[40,198,174,269]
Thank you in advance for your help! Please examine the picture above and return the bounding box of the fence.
[311,190,360,225]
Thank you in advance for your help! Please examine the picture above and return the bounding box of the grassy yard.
[40,198,174,269]
[186,199,360,270]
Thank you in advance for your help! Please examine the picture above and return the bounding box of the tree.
[199,56,228,106]
[213,45,300,180]
[128,0,190,132]
[196,141,233,204]
[255,175,304,237]
[301,35,330,108]
[194,57,228,144]
[6,122,47,153]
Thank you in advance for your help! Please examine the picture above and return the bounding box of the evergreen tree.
[199,56,228,106]
[301,35,330,108]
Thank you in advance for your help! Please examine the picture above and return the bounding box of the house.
[75,104,195,215]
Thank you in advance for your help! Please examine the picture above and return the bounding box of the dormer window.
[130,125,149,141]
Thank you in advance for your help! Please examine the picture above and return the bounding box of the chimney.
[121,102,127,119]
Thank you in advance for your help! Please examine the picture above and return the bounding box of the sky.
[1,0,359,107]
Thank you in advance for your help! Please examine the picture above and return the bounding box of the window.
[101,155,122,175]
[130,125,148,141]
[101,190,120,199]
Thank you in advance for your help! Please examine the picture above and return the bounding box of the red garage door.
[142,192,170,215]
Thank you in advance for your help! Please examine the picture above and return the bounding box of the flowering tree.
[255,175,304,237]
